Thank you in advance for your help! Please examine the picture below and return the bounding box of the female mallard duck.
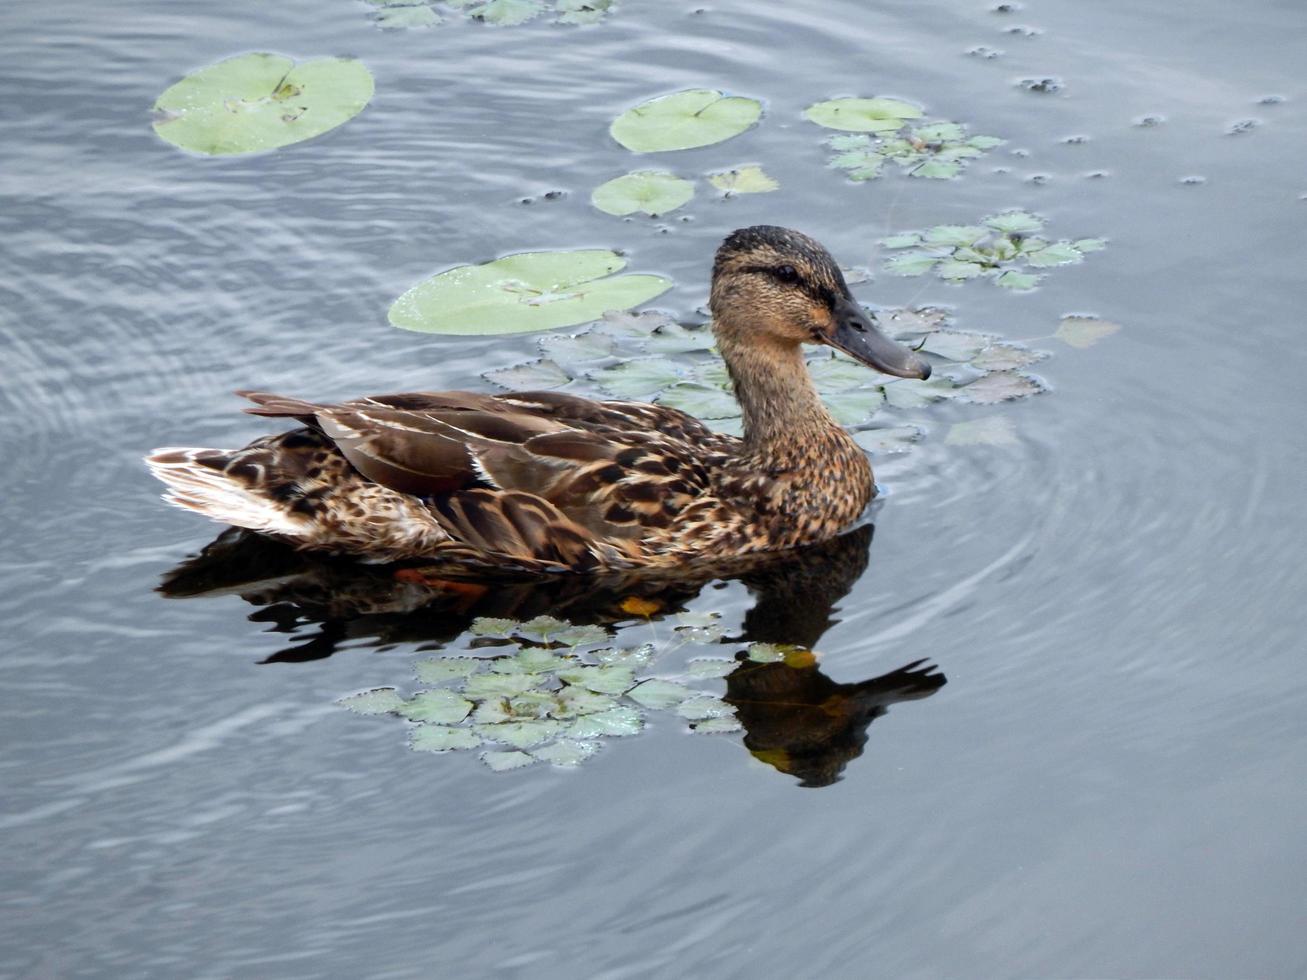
[148,226,931,572]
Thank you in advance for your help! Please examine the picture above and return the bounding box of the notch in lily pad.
[152,53,374,156]
[389,249,672,335]
[610,89,762,153]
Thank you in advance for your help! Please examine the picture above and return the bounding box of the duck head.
[709,225,931,380]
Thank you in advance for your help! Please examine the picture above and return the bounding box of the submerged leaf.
[984,210,1044,234]
[676,695,734,720]
[555,0,613,24]
[996,269,1040,290]
[686,658,737,678]
[475,719,561,749]
[886,252,940,277]
[657,382,739,420]
[591,170,695,216]
[389,250,671,335]
[1056,315,1120,348]
[592,358,684,397]
[610,89,762,153]
[152,53,375,156]
[970,343,1045,371]
[538,329,616,368]
[375,5,441,28]
[1024,242,1084,267]
[558,665,636,695]
[464,672,545,698]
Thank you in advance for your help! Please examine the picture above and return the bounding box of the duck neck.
[717,333,840,461]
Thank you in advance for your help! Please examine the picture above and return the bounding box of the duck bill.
[828,297,932,380]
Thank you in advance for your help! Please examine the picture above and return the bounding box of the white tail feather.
[145,448,310,537]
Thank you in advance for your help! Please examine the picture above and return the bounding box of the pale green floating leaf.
[911,159,961,179]
[882,376,957,409]
[558,665,636,694]
[1016,237,1050,255]
[971,343,1045,371]
[514,615,572,641]
[984,210,1044,234]
[396,689,474,724]
[555,687,619,718]
[466,0,543,25]
[936,259,987,280]
[1073,238,1108,252]
[591,170,695,216]
[490,649,571,674]
[945,416,1019,446]
[804,96,922,132]
[336,687,405,715]
[880,233,922,249]
[691,715,743,734]
[532,739,600,766]
[883,306,949,334]
[808,354,875,391]
[553,623,610,647]
[826,387,885,425]
[708,164,779,194]
[470,616,517,636]
[923,226,989,247]
[592,644,655,667]
[853,424,924,454]
[409,725,482,752]
[886,252,940,277]
[641,322,714,355]
[475,719,561,749]
[957,371,1044,404]
[568,705,643,738]
[601,309,678,338]
[676,694,733,720]
[1055,316,1120,348]
[627,679,695,709]
[591,358,684,397]
[505,691,562,718]
[375,4,441,28]
[828,134,871,151]
[922,330,996,360]
[389,250,671,336]
[472,698,511,724]
[657,382,739,420]
[686,658,737,678]
[846,158,886,181]
[996,269,1041,290]
[968,135,1005,149]
[481,749,537,772]
[1024,242,1083,267]
[914,121,966,142]
[935,144,984,161]
[415,657,482,684]
[483,358,572,390]
[610,89,762,153]
[153,53,375,156]
[538,329,615,368]
[464,671,545,698]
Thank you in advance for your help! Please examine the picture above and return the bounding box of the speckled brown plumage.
[147,226,932,570]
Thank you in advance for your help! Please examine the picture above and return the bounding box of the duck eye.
[774,264,799,283]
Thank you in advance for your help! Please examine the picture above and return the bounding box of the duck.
[147,225,931,572]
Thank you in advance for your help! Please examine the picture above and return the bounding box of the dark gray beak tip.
[916,359,932,381]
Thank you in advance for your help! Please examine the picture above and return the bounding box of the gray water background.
[2,0,1306,976]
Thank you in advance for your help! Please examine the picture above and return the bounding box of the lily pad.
[627,679,694,709]
[481,750,537,772]
[1056,315,1120,348]
[336,688,405,716]
[610,89,762,153]
[389,250,671,335]
[465,0,544,25]
[804,97,922,132]
[945,416,1019,446]
[708,164,779,194]
[409,725,482,752]
[591,171,695,216]
[656,382,739,420]
[476,719,561,749]
[532,739,600,766]
[153,53,374,156]
[957,371,1044,404]
[686,658,737,678]
[415,658,483,684]
[483,358,572,390]
[396,689,474,724]
[557,665,636,695]
[568,705,643,738]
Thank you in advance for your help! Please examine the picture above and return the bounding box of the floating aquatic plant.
[804,96,922,132]
[591,171,695,216]
[388,249,671,335]
[610,89,763,153]
[881,210,1105,290]
[361,0,615,29]
[152,53,374,156]
[827,123,1004,181]
[337,613,747,771]
[707,164,779,195]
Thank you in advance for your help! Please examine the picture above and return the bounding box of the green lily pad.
[409,725,482,752]
[656,382,739,420]
[483,358,572,390]
[690,715,743,734]
[945,416,1019,446]
[555,688,619,718]
[153,53,375,156]
[470,616,517,636]
[886,252,941,277]
[464,671,545,698]
[475,719,561,749]
[591,358,684,398]
[592,644,655,667]
[558,665,636,695]
[826,388,885,425]
[627,679,695,709]
[513,615,572,641]
[804,97,922,132]
[957,371,1044,404]
[415,658,483,684]
[1073,238,1108,252]
[375,5,442,28]
[970,343,1046,371]
[490,649,571,674]
[396,689,474,724]
[1025,242,1084,267]
[465,0,543,25]
[922,331,995,360]
[911,159,961,179]
[538,329,616,368]
[686,658,737,678]
[882,376,957,409]
[708,164,779,194]
[591,171,695,216]
[336,688,405,715]
[389,250,671,335]
[481,749,537,772]
[985,210,1044,234]
[996,270,1041,290]
[924,226,988,247]
[610,89,762,153]
[675,694,734,720]
[568,705,643,738]
[880,233,923,249]
[808,354,875,391]
[532,739,600,766]
[553,623,611,647]
[1056,315,1120,348]
[936,259,987,280]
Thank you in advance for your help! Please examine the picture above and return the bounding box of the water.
[3,0,1306,975]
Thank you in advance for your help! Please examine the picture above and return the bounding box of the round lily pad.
[152,53,374,156]
[610,89,762,153]
[389,249,672,335]
[803,97,922,132]
[591,171,695,216]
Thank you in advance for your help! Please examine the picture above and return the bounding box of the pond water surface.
[3,0,1307,976]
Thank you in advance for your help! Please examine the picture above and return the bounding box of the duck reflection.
[160,522,945,785]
